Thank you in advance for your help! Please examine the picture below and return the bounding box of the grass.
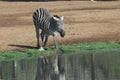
[59,42,120,52]
[0,42,120,61]
[0,49,56,61]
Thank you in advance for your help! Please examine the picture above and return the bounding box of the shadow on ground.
[8,44,37,49]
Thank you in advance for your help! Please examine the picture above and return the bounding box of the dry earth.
[0,1,120,52]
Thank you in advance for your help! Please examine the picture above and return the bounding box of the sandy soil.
[0,1,120,52]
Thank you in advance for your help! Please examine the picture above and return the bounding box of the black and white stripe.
[33,8,65,50]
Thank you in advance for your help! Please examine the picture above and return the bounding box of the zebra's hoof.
[39,47,44,51]
[44,47,48,50]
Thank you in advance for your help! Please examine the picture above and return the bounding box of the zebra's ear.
[61,16,64,20]
[53,17,60,21]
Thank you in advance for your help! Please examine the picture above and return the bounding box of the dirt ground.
[0,1,120,52]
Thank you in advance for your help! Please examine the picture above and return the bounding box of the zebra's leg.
[35,27,40,49]
[40,31,45,50]
[41,31,44,44]
[43,35,49,50]
[53,33,57,49]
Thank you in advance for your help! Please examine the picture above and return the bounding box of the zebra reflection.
[33,8,65,50]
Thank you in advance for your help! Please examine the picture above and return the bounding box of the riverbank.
[0,42,120,61]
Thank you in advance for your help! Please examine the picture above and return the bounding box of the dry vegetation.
[0,1,120,52]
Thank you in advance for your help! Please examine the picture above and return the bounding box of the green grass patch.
[0,42,120,61]
[59,42,120,52]
[0,49,56,61]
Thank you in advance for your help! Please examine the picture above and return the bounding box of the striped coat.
[33,8,65,50]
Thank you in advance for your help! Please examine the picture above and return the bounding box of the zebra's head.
[53,15,65,37]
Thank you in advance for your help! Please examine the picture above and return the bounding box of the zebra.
[33,8,65,50]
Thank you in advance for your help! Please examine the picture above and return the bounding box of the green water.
[0,49,120,80]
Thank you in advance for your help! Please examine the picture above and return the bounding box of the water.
[0,49,120,80]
